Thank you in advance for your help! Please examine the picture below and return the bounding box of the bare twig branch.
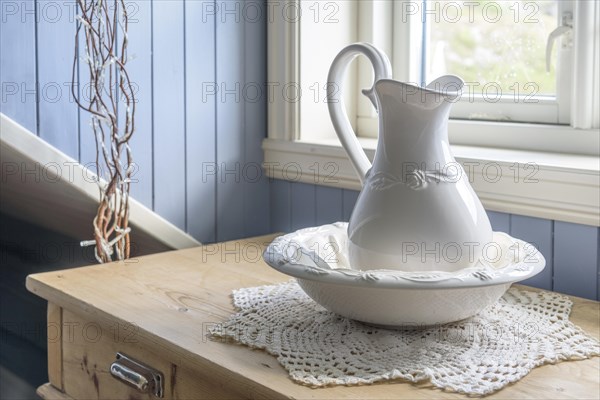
[73,0,135,263]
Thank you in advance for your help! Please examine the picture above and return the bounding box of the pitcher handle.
[327,43,392,184]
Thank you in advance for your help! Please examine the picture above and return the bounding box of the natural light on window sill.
[263,121,600,227]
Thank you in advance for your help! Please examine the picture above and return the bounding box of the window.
[357,0,582,137]
[272,0,599,144]
[425,1,566,123]
[264,0,600,226]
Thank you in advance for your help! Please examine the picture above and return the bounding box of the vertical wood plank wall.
[269,180,600,301]
[153,0,186,230]
[1,1,598,300]
[0,0,269,244]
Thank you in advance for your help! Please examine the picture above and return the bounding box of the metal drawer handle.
[110,352,164,397]
[110,362,150,391]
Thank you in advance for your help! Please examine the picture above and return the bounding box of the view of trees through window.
[425,0,558,98]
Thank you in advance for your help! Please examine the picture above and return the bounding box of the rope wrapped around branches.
[72,0,135,263]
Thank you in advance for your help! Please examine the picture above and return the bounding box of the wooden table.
[27,234,600,399]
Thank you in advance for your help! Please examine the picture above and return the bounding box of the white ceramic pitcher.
[328,43,492,272]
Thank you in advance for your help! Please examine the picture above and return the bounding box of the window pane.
[425,0,558,97]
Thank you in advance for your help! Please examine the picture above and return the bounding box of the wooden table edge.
[37,383,73,400]
[25,234,600,400]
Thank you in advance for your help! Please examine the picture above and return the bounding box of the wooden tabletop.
[27,234,600,399]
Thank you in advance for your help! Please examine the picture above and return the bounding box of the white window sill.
[263,136,600,227]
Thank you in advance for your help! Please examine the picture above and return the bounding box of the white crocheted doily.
[210,281,599,396]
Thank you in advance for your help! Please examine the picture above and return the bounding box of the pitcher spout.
[425,75,464,100]
[374,75,464,111]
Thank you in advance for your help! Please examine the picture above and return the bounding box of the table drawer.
[60,308,171,399]
[46,305,241,400]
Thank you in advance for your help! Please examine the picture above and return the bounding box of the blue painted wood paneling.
[2,0,271,245]
[36,1,78,158]
[0,0,37,133]
[510,215,553,290]
[291,182,316,231]
[152,0,186,229]
[185,0,216,243]
[487,211,510,233]
[3,1,597,303]
[243,1,270,238]
[342,189,359,221]
[122,0,153,208]
[271,180,291,233]
[316,186,343,225]
[215,0,245,241]
[553,221,599,299]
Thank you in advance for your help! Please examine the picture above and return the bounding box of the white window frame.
[422,0,572,126]
[355,0,591,133]
[264,0,600,226]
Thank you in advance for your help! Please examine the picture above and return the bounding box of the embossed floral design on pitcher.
[327,43,493,272]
